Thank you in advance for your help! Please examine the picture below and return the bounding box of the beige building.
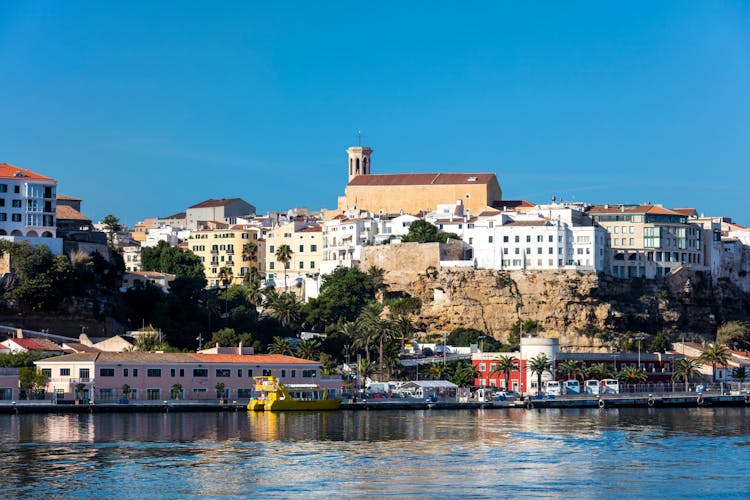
[587,204,705,279]
[265,220,323,291]
[188,225,263,288]
[336,146,503,217]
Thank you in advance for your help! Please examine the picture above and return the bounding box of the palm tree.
[275,244,293,291]
[297,338,321,360]
[618,366,647,384]
[337,321,359,344]
[218,266,233,288]
[267,336,294,356]
[355,303,384,364]
[267,292,303,332]
[358,358,376,381]
[427,362,445,380]
[491,355,519,390]
[557,359,586,381]
[528,354,552,396]
[672,358,703,389]
[732,366,747,383]
[449,360,478,387]
[700,343,731,383]
[587,362,614,380]
[392,314,415,352]
[242,240,258,264]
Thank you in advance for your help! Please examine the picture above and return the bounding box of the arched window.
[42,231,53,237]
[10,230,22,236]
[26,230,38,237]
[356,158,360,175]
[0,229,6,235]
[363,157,368,174]
[349,158,353,176]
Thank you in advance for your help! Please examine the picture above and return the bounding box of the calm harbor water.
[1,408,749,498]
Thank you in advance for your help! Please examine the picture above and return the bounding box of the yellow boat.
[247,376,342,411]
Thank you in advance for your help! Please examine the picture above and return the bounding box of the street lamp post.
[443,331,447,371]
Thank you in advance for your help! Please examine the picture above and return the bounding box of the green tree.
[0,351,53,368]
[717,321,750,349]
[133,329,169,351]
[733,366,747,383]
[557,360,586,381]
[208,327,254,348]
[491,355,519,390]
[649,331,670,352]
[215,382,226,399]
[303,267,376,329]
[427,362,445,380]
[267,291,303,332]
[447,328,502,351]
[274,244,293,291]
[672,358,703,389]
[528,354,552,396]
[141,240,206,282]
[297,338,322,360]
[587,362,614,380]
[385,296,422,316]
[19,367,48,399]
[449,360,477,387]
[401,220,459,244]
[218,266,233,288]
[354,303,383,365]
[700,343,731,383]
[618,365,647,383]
[101,214,123,247]
[358,358,376,381]
[267,336,294,356]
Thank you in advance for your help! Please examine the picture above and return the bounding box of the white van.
[584,379,600,395]
[601,379,620,394]
[564,379,580,395]
[544,380,561,396]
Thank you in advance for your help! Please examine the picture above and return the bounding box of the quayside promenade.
[1,391,749,413]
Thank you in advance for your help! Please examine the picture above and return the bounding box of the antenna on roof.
[357,130,362,146]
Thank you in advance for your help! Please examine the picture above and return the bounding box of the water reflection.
[0,408,749,497]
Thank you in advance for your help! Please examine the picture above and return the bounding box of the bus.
[584,379,600,395]
[564,379,581,395]
[544,380,561,396]
[601,379,620,394]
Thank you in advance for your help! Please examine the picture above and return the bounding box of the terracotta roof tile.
[56,194,81,201]
[189,198,242,209]
[0,163,56,182]
[504,220,549,227]
[348,173,497,187]
[588,204,686,216]
[56,205,91,221]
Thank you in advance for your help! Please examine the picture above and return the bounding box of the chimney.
[238,341,243,355]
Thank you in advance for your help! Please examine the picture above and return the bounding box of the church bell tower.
[347,146,373,183]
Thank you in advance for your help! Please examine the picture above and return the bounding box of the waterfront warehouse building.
[34,347,341,402]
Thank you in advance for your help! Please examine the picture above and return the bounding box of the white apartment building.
[121,243,142,272]
[320,215,379,275]
[0,163,62,254]
[144,226,190,247]
[588,204,706,279]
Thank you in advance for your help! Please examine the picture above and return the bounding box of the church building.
[336,146,503,216]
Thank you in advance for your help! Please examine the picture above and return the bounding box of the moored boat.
[247,376,342,411]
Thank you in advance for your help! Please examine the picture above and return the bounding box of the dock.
[0,392,748,414]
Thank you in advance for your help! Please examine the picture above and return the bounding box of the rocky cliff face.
[380,266,750,350]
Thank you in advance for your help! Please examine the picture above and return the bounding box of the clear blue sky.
[1,2,749,226]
